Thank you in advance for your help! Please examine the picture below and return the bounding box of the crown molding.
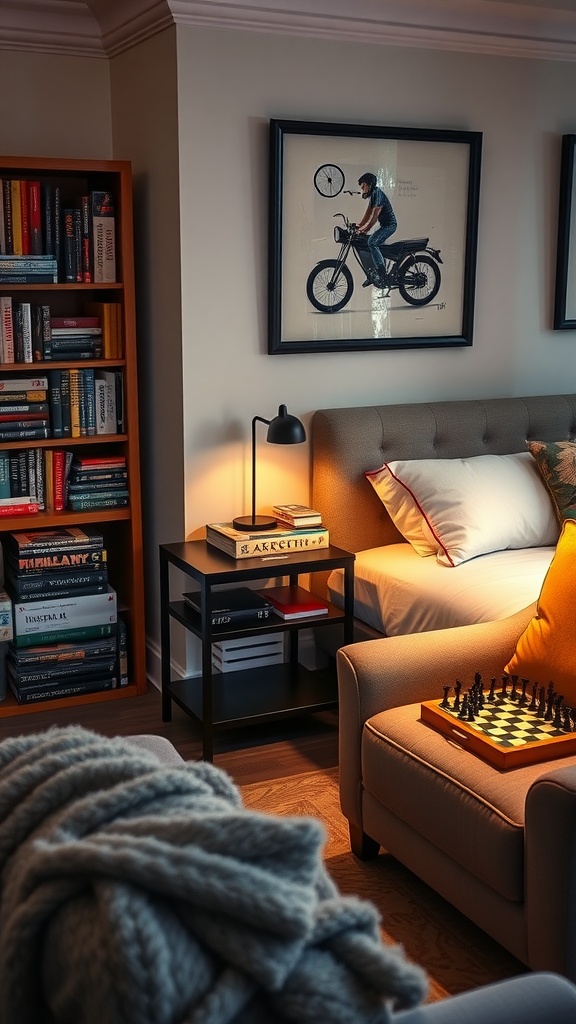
[0,0,576,62]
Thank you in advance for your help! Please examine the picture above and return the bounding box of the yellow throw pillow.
[504,519,576,703]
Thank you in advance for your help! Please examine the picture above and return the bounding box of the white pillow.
[365,452,560,566]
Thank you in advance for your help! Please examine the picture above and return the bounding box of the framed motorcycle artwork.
[554,134,576,330]
[267,119,483,354]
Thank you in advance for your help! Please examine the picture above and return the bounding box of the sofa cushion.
[528,439,576,521]
[362,702,576,902]
[365,452,559,566]
[504,519,576,702]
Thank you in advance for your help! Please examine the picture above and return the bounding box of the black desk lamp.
[233,404,306,531]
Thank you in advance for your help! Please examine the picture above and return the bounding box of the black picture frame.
[268,119,483,354]
[554,134,576,331]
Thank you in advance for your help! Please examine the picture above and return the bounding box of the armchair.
[337,604,576,981]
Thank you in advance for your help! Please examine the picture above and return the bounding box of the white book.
[94,370,117,434]
[0,376,48,393]
[13,586,117,638]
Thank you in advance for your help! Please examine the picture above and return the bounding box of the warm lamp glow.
[233,405,306,531]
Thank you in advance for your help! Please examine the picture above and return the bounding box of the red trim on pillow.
[367,464,455,567]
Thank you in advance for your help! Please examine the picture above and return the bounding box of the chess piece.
[488,678,496,702]
[537,686,546,718]
[562,707,573,733]
[453,680,462,712]
[510,674,519,702]
[467,690,475,721]
[528,683,538,713]
[459,694,469,720]
[441,685,451,708]
[501,675,508,697]
[519,678,529,707]
[545,688,556,722]
[553,696,563,730]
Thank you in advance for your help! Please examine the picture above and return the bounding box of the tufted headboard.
[311,394,576,558]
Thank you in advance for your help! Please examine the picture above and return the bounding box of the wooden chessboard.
[421,694,576,769]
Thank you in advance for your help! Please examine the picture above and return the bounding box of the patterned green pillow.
[527,439,576,521]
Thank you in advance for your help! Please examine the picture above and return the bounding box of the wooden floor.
[0,682,340,784]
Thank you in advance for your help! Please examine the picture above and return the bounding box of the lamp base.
[232,514,278,532]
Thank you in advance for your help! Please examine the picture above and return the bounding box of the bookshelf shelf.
[0,156,146,715]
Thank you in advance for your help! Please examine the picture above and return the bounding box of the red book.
[50,317,100,329]
[53,449,66,511]
[28,181,43,255]
[19,180,30,255]
[257,585,329,620]
[0,502,39,517]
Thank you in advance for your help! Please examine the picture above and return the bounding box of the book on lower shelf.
[206,522,329,559]
[11,585,117,647]
[183,586,273,626]
[212,633,285,673]
[257,585,330,620]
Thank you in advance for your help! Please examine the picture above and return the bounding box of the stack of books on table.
[66,453,129,511]
[2,526,127,703]
[206,522,329,559]
[272,504,323,529]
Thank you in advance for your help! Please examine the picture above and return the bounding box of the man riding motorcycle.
[356,172,397,287]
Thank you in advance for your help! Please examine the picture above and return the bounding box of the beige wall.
[176,27,576,543]
[0,51,112,157]
[3,30,576,684]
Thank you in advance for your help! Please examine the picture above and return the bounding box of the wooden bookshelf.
[0,156,145,714]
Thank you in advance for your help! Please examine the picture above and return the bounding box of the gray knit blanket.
[0,727,427,1024]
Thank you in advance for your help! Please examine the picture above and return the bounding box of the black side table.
[159,540,355,760]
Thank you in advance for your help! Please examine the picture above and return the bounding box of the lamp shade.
[233,404,307,532]
[267,404,307,445]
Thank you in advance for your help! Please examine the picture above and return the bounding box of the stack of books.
[0,254,58,285]
[206,521,329,559]
[2,526,127,703]
[48,316,103,361]
[272,503,323,529]
[0,374,49,444]
[66,453,129,511]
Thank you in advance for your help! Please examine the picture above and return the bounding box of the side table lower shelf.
[167,663,337,731]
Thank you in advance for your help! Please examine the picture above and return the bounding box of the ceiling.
[1,0,576,60]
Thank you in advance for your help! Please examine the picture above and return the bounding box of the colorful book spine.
[28,181,43,255]
[91,191,116,283]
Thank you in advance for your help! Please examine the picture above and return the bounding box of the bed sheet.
[327,543,554,636]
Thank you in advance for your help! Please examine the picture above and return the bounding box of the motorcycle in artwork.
[306,212,443,314]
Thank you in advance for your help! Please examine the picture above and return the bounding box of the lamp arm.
[251,415,271,522]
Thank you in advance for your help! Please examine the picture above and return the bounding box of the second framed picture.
[268,119,483,354]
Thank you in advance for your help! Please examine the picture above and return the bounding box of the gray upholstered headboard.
[311,394,576,557]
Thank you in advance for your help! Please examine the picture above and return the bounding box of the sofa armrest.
[337,605,534,831]
[525,765,576,976]
[394,973,576,1024]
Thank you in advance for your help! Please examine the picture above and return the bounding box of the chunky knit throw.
[0,727,427,1024]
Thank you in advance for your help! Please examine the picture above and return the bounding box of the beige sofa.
[311,394,576,979]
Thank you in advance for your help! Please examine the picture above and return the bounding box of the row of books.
[0,303,122,364]
[0,371,125,440]
[1,526,128,704]
[0,450,129,514]
[0,182,116,284]
[184,584,329,627]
